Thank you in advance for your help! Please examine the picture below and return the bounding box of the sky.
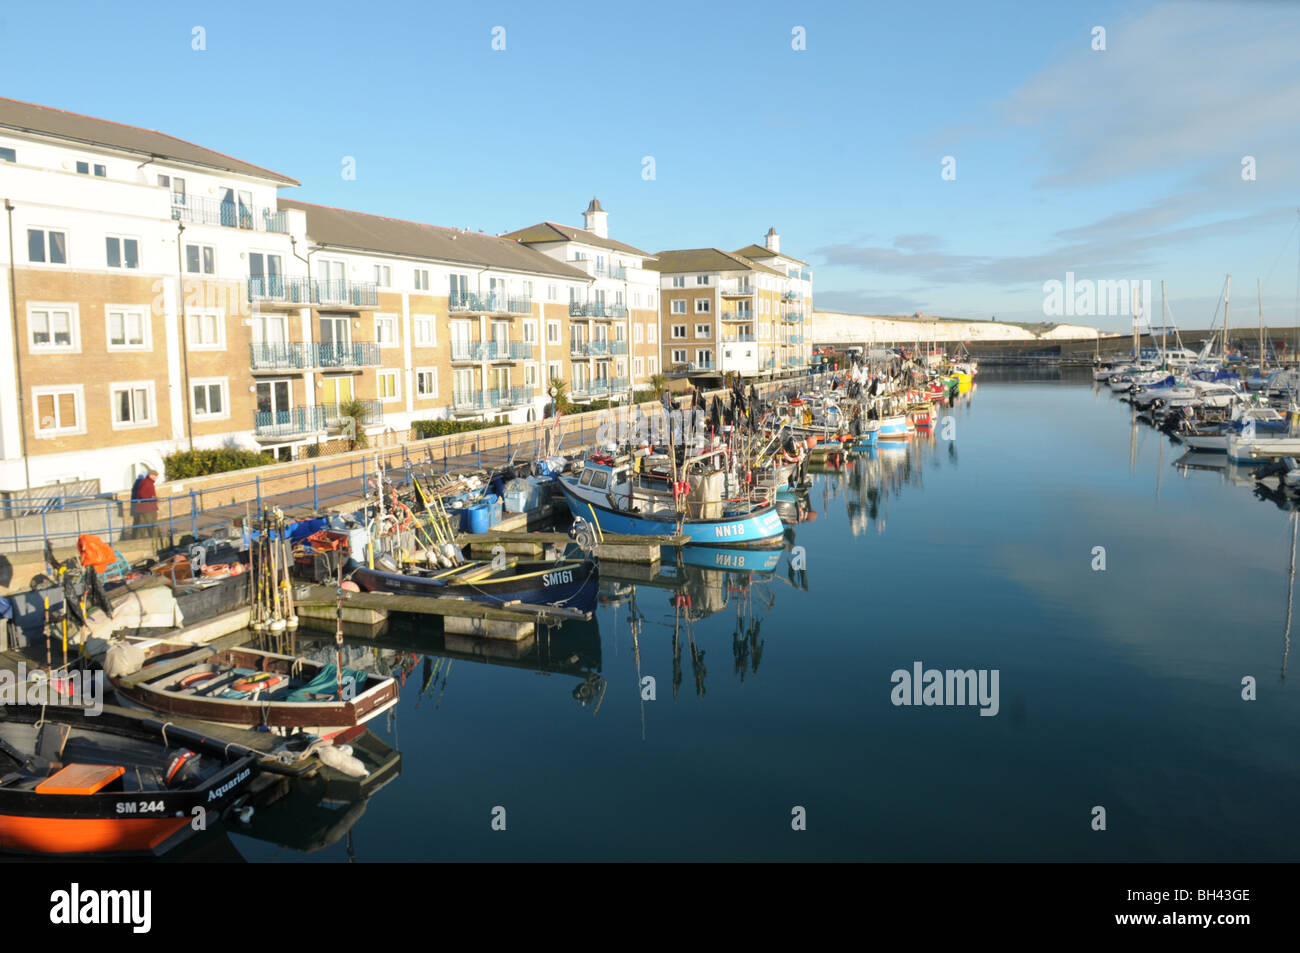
[1,0,1297,332]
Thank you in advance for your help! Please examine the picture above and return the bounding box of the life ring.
[179,671,219,689]
[165,749,200,787]
[232,673,285,693]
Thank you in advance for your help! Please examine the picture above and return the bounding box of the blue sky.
[2,0,1297,331]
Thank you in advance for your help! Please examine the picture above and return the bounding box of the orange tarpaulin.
[77,534,116,573]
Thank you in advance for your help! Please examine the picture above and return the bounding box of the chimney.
[584,197,609,239]
[765,227,780,253]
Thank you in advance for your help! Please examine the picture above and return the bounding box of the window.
[186,310,225,349]
[647,324,657,344]
[522,320,537,343]
[28,306,76,351]
[525,363,538,387]
[75,161,89,174]
[523,281,534,299]
[105,236,139,270]
[191,379,228,420]
[33,386,83,437]
[671,276,685,288]
[548,283,558,301]
[157,174,170,188]
[696,275,708,285]
[107,308,149,350]
[634,357,644,376]
[449,273,468,302]
[547,321,560,344]
[672,349,687,364]
[696,349,712,365]
[648,357,657,374]
[172,177,186,201]
[671,299,686,314]
[414,269,429,291]
[548,361,561,383]
[696,299,712,314]
[634,324,643,343]
[695,323,711,338]
[374,265,391,287]
[413,315,436,347]
[615,324,625,341]
[185,243,215,275]
[377,369,399,402]
[0,147,15,163]
[671,325,687,339]
[375,314,399,347]
[94,164,106,177]
[416,368,438,398]
[28,229,67,264]
[647,291,656,309]
[110,382,155,428]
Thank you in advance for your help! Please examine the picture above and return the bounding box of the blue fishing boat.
[558,460,784,547]
[351,556,599,613]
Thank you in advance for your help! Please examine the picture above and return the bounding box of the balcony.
[571,376,630,398]
[782,290,804,302]
[723,334,757,343]
[448,291,532,315]
[721,282,755,297]
[247,275,379,308]
[451,387,536,413]
[449,341,534,362]
[567,260,628,281]
[253,400,381,439]
[249,341,380,371]
[787,334,804,344]
[721,311,755,322]
[570,339,629,357]
[569,301,629,319]
[172,194,288,234]
[784,312,805,323]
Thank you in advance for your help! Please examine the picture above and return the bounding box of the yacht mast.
[1259,277,1266,374]
[1224,274,1231,367]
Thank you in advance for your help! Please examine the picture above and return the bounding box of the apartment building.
[652,229,813,381]
[0,97,305,496]
[275,200,593,434]
[504,199,660,398]
[0,99,601,497]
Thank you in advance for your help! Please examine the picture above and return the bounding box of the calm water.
[227,369,1300,861]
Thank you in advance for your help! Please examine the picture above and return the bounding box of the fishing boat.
[1226,431,1300,464]
[877,413,910,440]
[352,555,600,614]
[109,642,400,739]
[0,705,258,856]
[558,459,784,546]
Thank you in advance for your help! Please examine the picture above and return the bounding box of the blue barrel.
[466,504,492,535]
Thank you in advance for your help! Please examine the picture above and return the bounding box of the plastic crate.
[99,551,131,582]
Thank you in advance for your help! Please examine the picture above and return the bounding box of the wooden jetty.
[462,528,686,567]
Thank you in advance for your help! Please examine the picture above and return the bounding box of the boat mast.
[1224,274,1231,367]
[1259,277,1266,375]
[1161,280,1167,364]
[1131,285,1140,362]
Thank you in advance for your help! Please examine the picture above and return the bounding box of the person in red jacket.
[128,467,160,540]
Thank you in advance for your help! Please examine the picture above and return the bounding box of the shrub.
[412,419,506,439]
[164,448,274,479]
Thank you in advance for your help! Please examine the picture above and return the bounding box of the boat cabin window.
[579,469,594,486]
[590,469,610,489]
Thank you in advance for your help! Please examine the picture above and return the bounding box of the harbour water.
[231,368,1300,862]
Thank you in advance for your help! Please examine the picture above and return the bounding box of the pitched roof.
[732,243,808,266]
[279,200,592,279]
[647,248,785,277]
[503,221,653,258]
[0,97,298,186]
[585,197,604,213]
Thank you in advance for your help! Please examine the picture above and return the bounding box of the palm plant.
[336,397,372,450]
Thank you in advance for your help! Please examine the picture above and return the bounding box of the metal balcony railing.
[247,275,379,307]
[723,334,756,343]
[721,311,755,322]
[254,400,381,438]
[783,312,805,323]
[449,341,535,362]
[569,301,629,319]
[721,283,755,296]
[448,291,532,314]
[571,376,629,397]
[172,194,288,234]
[570,339,629,357]
[249,341,380,369]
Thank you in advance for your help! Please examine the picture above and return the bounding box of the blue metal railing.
[569,301,629,318]
[247,275,379,307]
[171,194,288,234]
[250,342,314,370]
[784,312,804,323]
[724,334,756,343]
[448,292,532,314]
[721,311,754,322]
